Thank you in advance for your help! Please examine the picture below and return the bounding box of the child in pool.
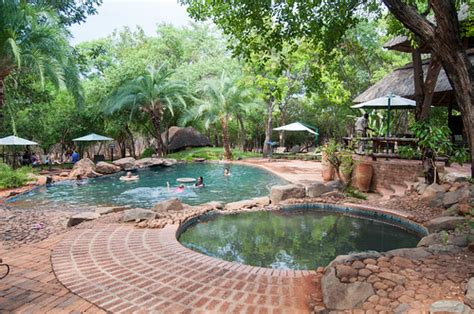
[195,176,204,187]
[174,184,185,193]
[224,168,231,176]
[120,171,139,181]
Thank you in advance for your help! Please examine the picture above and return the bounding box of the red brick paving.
[52,224,316,313]
[0,234,103,313]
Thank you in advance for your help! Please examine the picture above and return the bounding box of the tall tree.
[105,65,187,157]
[0,1,82,121]
[188,73,257,160]
[181,0,474,176]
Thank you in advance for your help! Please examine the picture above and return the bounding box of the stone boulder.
[413,181,428,195]
[135,158,164,168]
[465,277,474,308]
[69,158,101,179]
[440,172,469,184]
[425,216,466,233]
[200,201,224,210]
[95,206,129,215]
[443,187,471,208]
[67,212,100,227]
[321,267,374,310]
[270,184,306,204]
[306,182,328,198]
[112,157,137,171]
[429,300,470,313]
[224,197,269,211]
[96,162,121,174]
[386,247,432,259]
[421,183,446,208]
[163,159,177,167]
[122,208,156,222]
[162,126,211,152]
[325,180,344,192]
[153,198,184,213]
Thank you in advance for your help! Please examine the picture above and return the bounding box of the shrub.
[0,164,32,189]
[140,147,155,158]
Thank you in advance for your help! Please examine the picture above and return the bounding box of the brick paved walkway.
[0,234,103,313]
[52,224,316,313]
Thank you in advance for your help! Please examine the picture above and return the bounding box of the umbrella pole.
[386,97,391,160]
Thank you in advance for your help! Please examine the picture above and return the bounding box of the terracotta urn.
[355,162,373,192]
[322,162,335,182]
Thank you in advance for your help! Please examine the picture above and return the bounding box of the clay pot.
[339,168,352,185]
[322,162,335,182]
[355,163,373,192]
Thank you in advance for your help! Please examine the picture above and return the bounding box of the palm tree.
[105,65,187,157]
[190,73,256,160]
[0,1,82,115]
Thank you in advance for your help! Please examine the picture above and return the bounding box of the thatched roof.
[384,4,471,53]
[162,126,211,152]
[353,51,474,107]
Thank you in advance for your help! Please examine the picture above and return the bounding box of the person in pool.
[174,184,185,193]
[195,176,204,187]
[224,168,231,176]
[120,171,139,181]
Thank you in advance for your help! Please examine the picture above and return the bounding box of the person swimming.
[224,168,231,176]
[120,171,139,181]
[174,184,185,193]
[195,176,204,187]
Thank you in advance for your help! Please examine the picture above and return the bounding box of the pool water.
[179,210,422,270]
[10,163,287,209]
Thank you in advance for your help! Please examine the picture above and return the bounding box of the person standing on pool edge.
[195,176,204,187]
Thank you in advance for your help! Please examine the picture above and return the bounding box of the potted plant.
[339,153,353,185]
[321,148,335,181]
[354,159,373,192]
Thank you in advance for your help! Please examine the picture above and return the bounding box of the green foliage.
[440,230,449,246]
[167,147,260,162]
[344,187,367,200]
[398,146,421,160]
[0,164,32,189]
[140,147,155,159]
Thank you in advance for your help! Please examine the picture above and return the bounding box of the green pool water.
[179,210,422,270]
[10,163,287,209]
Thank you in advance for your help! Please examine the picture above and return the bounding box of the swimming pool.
[9,163,287,209]
[179,207,423,270]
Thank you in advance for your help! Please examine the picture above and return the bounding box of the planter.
[322,162,335,182]
[355,163,373,192]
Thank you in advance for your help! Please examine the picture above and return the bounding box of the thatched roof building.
[162,126,211,152]
[354,50,474,108]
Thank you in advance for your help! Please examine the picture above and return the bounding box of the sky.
[69,0,192,44]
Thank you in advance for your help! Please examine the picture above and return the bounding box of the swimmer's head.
[179,184,185,188]
[126,171,132,177]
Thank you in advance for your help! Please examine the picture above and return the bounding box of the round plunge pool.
[178,204,426,270]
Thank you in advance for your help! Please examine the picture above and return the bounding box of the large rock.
[270,184,306,204]
[135,158,164,168]
[429,300,470,313]
[321,267,375,310]
[69,158,101,179]
[122,208,156,222]
[443,187,471,208]
[95,206,129,215]
[440,172,469,184]
[153,198,184,213]
[162,159,177,167]
[67,212,100,227]
[162,126,211,152]
[425,216,466,233]
[112,157,137,171]
[378,272,406,285]
[200,201,224,210]
[224,197,270,211]
[417,233,441,247]
[306,182,328,198]
[95,161,121,174]
[421,183,446,208]
[386,247,432,259]
[465,277,474,308]
[325,180,344,192]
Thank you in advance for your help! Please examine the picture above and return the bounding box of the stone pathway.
[52,224,316,313]
[0,234,102,313]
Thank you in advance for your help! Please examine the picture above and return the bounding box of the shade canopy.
[273,122,318,135]
[0,135,38,146]
[73,133,113,142]
[351,95,416,110]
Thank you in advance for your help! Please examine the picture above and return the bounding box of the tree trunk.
[124,124,136,158]
[420,54,442,120]
[236,114,246,151]
[221,116,233,160]
[149,111,165,157]
[382,0,474,177]
[262,96,274,157]
[0,78,5,127]
[412,48,425,120]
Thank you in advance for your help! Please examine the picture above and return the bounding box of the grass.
[167,147,261,162]
[0,164,35,189]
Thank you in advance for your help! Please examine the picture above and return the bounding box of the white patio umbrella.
[273,122,319,144]
[73,133,113,158]
[351,94,416,156]
[0,135,38,167]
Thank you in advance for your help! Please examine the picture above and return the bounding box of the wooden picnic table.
[343,136,419,160]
